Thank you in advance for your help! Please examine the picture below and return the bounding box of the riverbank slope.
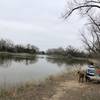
[0,71,100,100]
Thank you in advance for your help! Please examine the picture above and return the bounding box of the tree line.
[0,39,39,54]
[46,46,87,58]
[0,38,87,58]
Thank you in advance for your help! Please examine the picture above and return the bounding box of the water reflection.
[0,55,38,68]
[0,55,89,87]
[46,56,88,67]
[0,55,88,68]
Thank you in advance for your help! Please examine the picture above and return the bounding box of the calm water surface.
[0,55,86,87]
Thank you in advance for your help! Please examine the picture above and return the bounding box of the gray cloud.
[0,0,87,50]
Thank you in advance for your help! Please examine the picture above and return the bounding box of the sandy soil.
[0,72,100,100]
[42,72,100,100]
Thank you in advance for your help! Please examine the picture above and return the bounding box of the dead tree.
[64,0,100,19]
[64,0,100,57]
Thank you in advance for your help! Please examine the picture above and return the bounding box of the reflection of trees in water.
[13,57,38,65]
[0,55,38,68]
[46,56,88,67]
[25,58,38,65]
[0,56,12,68]
[46,58,64,67]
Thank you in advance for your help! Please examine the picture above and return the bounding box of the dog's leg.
[78,75,80,82]
[82,76,84,83]
[85,75,88,82]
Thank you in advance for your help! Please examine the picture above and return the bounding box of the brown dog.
[77,71,85,83]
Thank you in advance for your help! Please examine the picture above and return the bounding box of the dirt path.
[1,72,100,100]
[43,80,88,100]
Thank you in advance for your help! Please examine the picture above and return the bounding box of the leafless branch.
[64,4,100,19]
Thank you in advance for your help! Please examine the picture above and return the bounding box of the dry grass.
[0,75,60,100]
[0,71,100,100]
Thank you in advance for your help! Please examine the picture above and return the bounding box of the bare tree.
[64,0,100,19]
[80,14,100,56]
[64,0,100,57]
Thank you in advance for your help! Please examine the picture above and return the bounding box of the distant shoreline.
[0,52,36,59]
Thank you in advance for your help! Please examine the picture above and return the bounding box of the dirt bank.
[0,72,100,100]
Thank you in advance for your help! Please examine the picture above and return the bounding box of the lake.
[0,55,87,88]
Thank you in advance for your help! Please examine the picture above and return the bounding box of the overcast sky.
[0,0,87,51]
